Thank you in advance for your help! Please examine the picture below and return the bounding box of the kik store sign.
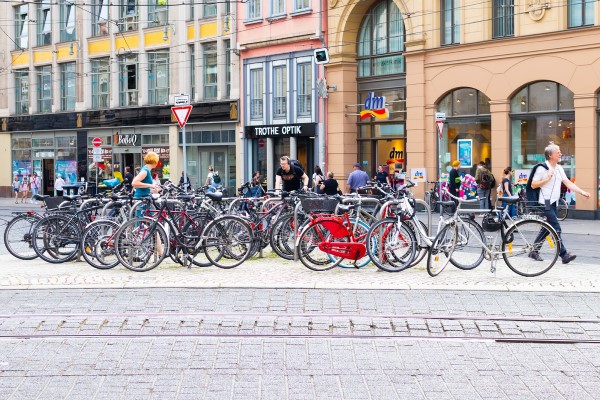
[360,92,389,120]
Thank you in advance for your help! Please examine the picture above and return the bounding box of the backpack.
[525,163,549,203]
[212,172,221,184]
[289,159,304,173]
[479,169,493,190]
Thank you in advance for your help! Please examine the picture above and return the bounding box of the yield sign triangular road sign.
[435,120,445,139]
[172,105,193,128]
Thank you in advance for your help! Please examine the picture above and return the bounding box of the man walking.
[346,163,369,193]
[530,142,590,264]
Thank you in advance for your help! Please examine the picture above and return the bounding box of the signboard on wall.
[410,168,427,184]
[87,147,113,160]
[244,123,316,138]
[514,169,530,185]
[113,133,139,146]
[457,139,472,168]
[142,147,170,157]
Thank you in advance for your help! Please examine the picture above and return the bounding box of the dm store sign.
[360,92,389,120]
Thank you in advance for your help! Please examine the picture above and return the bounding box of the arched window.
[357,0,405,77]
[436,88,491,177]
[510,81,575,186]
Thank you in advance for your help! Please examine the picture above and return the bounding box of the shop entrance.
[42,159,55,195]
[113,150,141,179]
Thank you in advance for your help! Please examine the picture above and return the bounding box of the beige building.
[327,0,600,218]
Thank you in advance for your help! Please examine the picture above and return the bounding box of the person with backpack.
[275,156,309,192]
[529,142,590,264]
[475,161,494,210]
[211,171,222,187]
[312,165,324,193]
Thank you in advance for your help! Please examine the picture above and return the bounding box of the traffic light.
[314,48,329,65]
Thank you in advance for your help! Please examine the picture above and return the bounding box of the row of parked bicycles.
[2,179,562,277]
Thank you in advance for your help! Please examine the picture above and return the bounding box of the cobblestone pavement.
[0,288,599,399]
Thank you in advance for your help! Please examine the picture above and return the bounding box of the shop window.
[492,0,514,38]
[37,0,52,46]
[436,88,491,177]
[92,58,110,109]
[357,0,405,77]
[15,4,29,50]
[568,0,593,28]
[15,70,29,115]
[203,42,217,99]
[510,81,575,202]
[148,0,168,27]
[60,0,76,42]
[93,0,110,36]
[37,65,52,113]
[441,0,460,45]
[119,0,138,32]
[60,62,76,111]
[119,54,138,106]
[148,51,170,105]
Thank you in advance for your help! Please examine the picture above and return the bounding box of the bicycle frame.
[300,212,367,261]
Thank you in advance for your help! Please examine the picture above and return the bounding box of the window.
[60,0,76,42]
[273,65,287,118]
[190,46,195,99]
[60,63,76,111]
[250,69,263,119]
[510,81,575,180]
[203,43,217,99]
[294,0,310,11]
[204,0,217,17]
[224,40,231,98]
[15,5,28,49]
[119,0,138,31]
[91,58,110,109]
[119,54,138,106]
[247,0,261,20]
[93,0,110,36]
[148,0,168,27]
[37,66,52,113]
[37,0,52,46]
[493,0,513,38]
[148,51,170,105]
[271,0,285,16]
[568,0,594,28]
[357,0,405,77]
[441,0,459,45]
[15,70,29,115]
[297,63,311,116]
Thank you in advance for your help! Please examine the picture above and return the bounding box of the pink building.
[237,0,327,187]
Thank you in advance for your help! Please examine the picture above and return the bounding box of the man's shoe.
[528,251,543,261]
[561,253,576,264]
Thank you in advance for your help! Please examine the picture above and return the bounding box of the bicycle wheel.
[426,223,458,277]
[4,214,41,260]
[297,223,341,271]
[332,219,371,268]
[184,214,213,267]
[202,215,253,269]
[114,217,168,272]
[81,219,120,269]
[450,218,485,270]
[367,218,417,272]
[32,215,81,264]
[502,219,559,277]
[556,199,568,221]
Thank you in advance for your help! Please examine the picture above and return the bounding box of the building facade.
[237,0,327,187]
[327,0,600,218]
[1,0,239,196]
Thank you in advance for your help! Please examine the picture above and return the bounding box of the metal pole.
[96,163,98,195]
[182,125,187,191]
[438,130,441,210]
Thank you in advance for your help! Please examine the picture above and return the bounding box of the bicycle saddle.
[497,196,520,204]
[206,192,223,202]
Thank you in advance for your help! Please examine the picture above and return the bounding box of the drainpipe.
[317,0,326,171]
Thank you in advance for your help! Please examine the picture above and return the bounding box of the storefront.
[244,123,316,188]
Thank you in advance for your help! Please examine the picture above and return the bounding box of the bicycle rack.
[257,197,285,258]
[414,199,432,235]
[293,201,303,262]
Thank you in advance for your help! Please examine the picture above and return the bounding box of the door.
[199,149,226,187]
[42,159,54,195]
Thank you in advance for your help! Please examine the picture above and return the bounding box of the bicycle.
[427,190,560,277]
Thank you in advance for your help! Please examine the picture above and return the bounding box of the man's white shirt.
[532,161,567,204]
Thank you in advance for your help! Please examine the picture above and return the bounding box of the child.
[12,176,20,203]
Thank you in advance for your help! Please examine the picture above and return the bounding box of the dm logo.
[360,92,389,120]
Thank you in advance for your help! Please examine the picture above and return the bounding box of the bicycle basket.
[300,196,340,213]
[43,196,64,211]
[482,213,502,232]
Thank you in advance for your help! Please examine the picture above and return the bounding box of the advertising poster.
[56,160,78,184]
[514,169,530,185]
[457,139,472,168]
[410,168,427,184]
[12,160,31,181]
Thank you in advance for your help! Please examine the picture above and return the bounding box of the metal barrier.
[414,199,432,236]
